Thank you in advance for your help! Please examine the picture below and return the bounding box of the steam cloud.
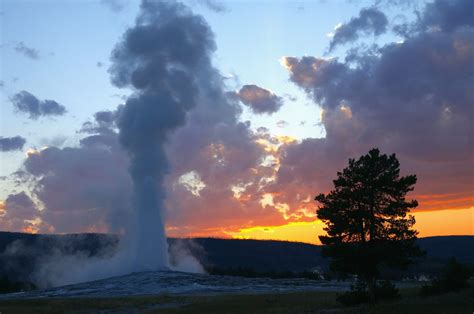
[0,0,221,286]
[109,0,217,272]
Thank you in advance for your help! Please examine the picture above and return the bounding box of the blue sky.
[1,0,410,195]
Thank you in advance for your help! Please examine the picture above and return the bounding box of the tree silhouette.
[315,148,423,302]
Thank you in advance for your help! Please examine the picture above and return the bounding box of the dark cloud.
[11,91,67,119]
[0,136,26,152]
[14,42,40,60]
[236,84,283,114]
[80,106,123,135]
[279,0,474,212]
[0,80,4,88]
[95,110,118,125]
[100,0,127,13]
[420,0,474,32]
[97,61,104,67]
[329,7,388,51]
[284,28,473,163]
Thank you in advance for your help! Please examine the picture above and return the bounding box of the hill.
[0,232,472,291]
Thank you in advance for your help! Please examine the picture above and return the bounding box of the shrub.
[420,257,471,296]
[0,276,36,294]
[337,280,400,306]
[337,289,369,306]
[375,280,400,300]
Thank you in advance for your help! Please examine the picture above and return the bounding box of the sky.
[0,0,472,244]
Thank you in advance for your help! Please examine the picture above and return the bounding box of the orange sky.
[223,207,474,245]
[4,197,473,243]
[3,136,473,242]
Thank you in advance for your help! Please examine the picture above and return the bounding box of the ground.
[0,285,473,313]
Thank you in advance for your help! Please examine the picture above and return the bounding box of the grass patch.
[0,295,181,313]
[347,286,474,314]
[162,291,340,314]
[0,285,473,313]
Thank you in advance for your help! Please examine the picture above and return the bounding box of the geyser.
[18,0,218,287]
[110,0,216,271]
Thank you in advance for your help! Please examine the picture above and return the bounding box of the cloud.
[200,0,228,13]
[2,0,472,243]
[283,93,297,102]
[0,136,26,152]
[80,106,123,135]
[0,192,41,232]
[280,0,474,212]
[39,135,68,148]
[165,101,273,235]
[20,133,132,234]
[419,0,474,32]
[100,0,127,13]
[329,7,388,51]
[282,31,473,163]
[11,91,67,119]
[276,120,289,128]
[14,42,40,60]
[236,84,284,114]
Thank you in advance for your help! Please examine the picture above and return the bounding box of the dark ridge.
[0,232,472,293]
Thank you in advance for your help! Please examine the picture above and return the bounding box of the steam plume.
[109,0,216,271]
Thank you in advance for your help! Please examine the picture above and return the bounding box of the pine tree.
[315,148,423,302]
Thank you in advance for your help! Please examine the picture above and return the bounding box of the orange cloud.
[414,193,474,212]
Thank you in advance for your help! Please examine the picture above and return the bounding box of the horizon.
[1,229,472,247]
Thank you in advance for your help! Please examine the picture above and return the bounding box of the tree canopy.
[315,148,423,301]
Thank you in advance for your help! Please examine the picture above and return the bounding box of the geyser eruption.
[110,0,216,271]
[14,0,218,287]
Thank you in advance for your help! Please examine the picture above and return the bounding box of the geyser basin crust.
[1,271,350,299]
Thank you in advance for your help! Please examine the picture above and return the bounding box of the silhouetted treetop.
[315,148,423,302]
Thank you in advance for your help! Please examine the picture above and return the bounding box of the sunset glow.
[0,0,472,245]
